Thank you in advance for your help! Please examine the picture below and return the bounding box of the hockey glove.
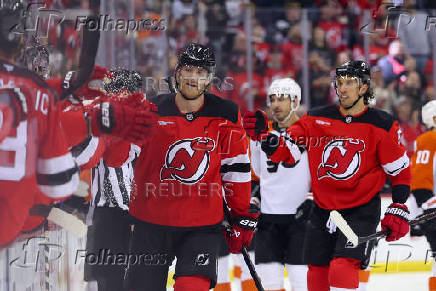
[225,210,260,254]
[381,203,410,242]
[242,110,268,141]
[88,100,159,144]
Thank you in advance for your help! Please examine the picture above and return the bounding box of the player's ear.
[359,83,368,96]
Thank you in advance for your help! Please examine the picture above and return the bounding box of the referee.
[84,69,142,291]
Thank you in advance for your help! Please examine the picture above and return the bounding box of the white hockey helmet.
[422,100,436,128]
[266,78,301,111]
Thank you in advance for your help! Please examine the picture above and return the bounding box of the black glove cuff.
[235,217,258,230]
[261,134,280,156]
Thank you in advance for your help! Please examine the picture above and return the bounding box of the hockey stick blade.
[30,204,87,238]
[329,210,359,247]
[331,209,436,246]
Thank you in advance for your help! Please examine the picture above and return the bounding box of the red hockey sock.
[174,275,211,291]
[329,258,360,289]
[307,264,329,291]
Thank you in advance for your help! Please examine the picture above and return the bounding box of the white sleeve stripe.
[75,137,100,166]
[285,139,302,162]
[38,173,79,198]
[221,152,250,166]
[37,152,76,175]
[221,171,251,183]
[382,152,409,176]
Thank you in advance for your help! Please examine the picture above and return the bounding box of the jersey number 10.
[416,150,430,164]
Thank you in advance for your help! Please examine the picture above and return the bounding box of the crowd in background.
[43,0,436,159]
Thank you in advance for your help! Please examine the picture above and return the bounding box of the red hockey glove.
[0,102,13,143]
[242,110,268,141]
[381,203,410,242]
[225,210,259,254]
[88,101,158,144]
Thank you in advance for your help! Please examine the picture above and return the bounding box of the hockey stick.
[29,204,87,238]
[59,2,101,100]
[330,210,436,247]
[222,201,264,291]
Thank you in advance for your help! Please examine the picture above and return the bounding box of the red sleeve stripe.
[382,152,409,176]
[37,152,76,175]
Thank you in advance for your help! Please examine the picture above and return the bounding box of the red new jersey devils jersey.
[0,60,78,246]
[129,93,251,228]
[270,105,410,210]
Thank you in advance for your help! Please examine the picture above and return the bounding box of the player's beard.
[272,108,292,123]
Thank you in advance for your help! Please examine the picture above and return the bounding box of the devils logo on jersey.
[317,138,365,180]
[160,137,216,184]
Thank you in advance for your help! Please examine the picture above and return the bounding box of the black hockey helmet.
[334,60,374,107]
[0,0,26,57]
[335,60,371,85]
[176,43,216,74]
[104,69,143,94]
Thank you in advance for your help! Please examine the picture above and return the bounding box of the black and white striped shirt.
[90,144,141,211]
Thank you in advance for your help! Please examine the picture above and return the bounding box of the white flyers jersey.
[250,127,311,215]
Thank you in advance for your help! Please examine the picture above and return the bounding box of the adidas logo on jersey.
[158,120,174,126]
[316,120,331,126]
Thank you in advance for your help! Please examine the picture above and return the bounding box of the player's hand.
[260,132,287,156]
[381,203,410,242]
[89,100,159,144]
[295,198,315,223]
[0,102,13,143]
[225,210,259,254]
[242,110,268,141]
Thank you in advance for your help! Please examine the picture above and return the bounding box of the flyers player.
[244,60,411,291]
[410,100,436,291]
[125,43,257,291]
[244,78,310,291]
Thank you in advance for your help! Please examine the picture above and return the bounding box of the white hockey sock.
[285,264,308,291]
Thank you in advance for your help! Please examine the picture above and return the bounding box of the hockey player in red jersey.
[125,43,257,291]
[243,60,411,291]
[0,2,156,247]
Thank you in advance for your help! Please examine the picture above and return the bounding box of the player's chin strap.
[341,94,363,110]
[272,99,299,123]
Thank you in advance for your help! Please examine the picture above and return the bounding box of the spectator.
[282,24,303,72]
[371,65,397,114]
[397,0,431,73]
[393,95,423,157]
[263,45,295,93]
[316,0,346,52]
[377,40,406,85]
[309,26,336,68]
[172,0,195,20]
[298,51,331,107]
